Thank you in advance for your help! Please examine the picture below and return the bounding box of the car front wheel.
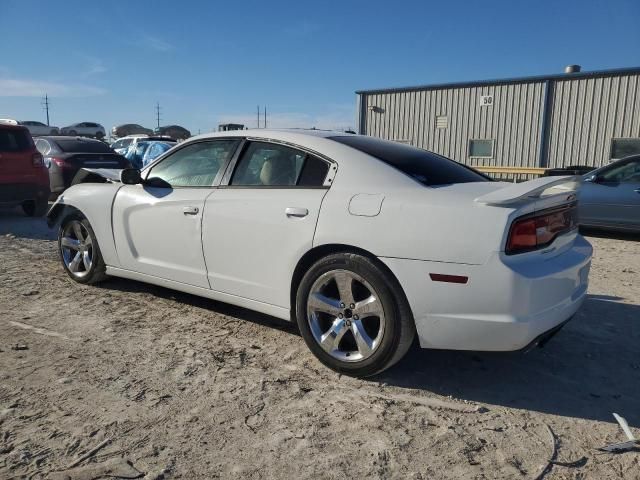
[296,253,415,377]
[58,213,107,284]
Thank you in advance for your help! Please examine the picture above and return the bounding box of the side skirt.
[105,266,292,322]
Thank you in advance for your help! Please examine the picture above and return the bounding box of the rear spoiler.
[474,175,581,206]
[71,168,124,186]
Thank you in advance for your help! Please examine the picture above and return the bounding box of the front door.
[202,140,332,308]
[112,139,241,288]
[580,157,640,229]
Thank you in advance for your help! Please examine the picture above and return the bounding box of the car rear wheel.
[95,131,104,139]
[295,253,415,377]
[69,130,77,136]
[58,213,107,284]
[22,198,48,217]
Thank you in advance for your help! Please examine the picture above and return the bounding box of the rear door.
[580,158,640,229]
[202,140,332,308]
[112,138,241,287]
[0,127,35,184]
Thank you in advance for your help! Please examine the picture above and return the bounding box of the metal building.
[355,66,640,170]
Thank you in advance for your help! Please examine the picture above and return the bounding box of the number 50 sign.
[479,95,493,106]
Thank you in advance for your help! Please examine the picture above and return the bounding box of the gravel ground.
[0,207,639,479]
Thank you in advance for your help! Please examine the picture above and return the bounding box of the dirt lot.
[0,207,638,480]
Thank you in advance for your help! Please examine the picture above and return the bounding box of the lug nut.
[340,302,345,308]
[338,313,343,319]
[350,303,355,309]
[353,315,359,320]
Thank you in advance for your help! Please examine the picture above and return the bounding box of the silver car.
[579,155,640,232]
[60,122,106,139]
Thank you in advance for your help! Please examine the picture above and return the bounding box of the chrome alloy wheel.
[60,220,93,278]
[307,269,386,362]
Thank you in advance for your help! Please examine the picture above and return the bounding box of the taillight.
[32,152,44,167]
[506,204,578,254]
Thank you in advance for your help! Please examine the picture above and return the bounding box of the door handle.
[285,207,308,218]
[183,206,199,215]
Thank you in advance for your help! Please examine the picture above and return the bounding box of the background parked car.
[155,125,191,140]
[0,123,50,216]
[60,122,106,139]
[35,136,129,195]
[124,140,175,169]
[545,165,595,176]
[111,124,153,138]
[111,135,176,155]
[19,121,60,136]
[579,155,640,232]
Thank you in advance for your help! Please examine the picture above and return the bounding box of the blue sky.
[1,0,639,135]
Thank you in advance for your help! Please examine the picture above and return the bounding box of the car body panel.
[202,188,328,308]
[579,157,640,232]
[112,184,213,288]
[0,124,49,204]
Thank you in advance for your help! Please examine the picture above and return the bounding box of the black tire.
[295,252,415,377]
[95,131,104,139]
[58,212,107,284]
[22,198,48,217]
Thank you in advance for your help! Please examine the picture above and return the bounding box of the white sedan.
[47,130,592,376]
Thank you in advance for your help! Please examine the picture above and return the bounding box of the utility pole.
[257,105,260,128]
[264,106,267,128]
[41,94,50,126]
[155,102,162,130]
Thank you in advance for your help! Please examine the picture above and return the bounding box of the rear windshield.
[0,128,32,152]
[55,140,113,153]
[331,135,489,186]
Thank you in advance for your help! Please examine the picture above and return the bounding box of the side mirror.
[120,168,142,185]
[584,173,600,183]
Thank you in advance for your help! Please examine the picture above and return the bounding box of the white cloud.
[217,108,355,131]
[0,77,107,97]
[80,56,107,77]
[138,34,175,52]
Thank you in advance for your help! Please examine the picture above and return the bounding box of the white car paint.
[50,129,592,353]
[60,122,106,137]
[20,121,59,136]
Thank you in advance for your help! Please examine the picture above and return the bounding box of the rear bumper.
[0,183,50,205]
[381,234,592,351]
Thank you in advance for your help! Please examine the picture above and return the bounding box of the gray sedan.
[579,155,640,232]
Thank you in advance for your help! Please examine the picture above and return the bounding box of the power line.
[155,102,162,130]
[41,94,50,126]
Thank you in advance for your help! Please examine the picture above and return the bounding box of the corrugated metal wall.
[359,72,640,169]
[545,74,640,168]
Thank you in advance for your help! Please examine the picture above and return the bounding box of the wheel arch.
[290,243,414,323]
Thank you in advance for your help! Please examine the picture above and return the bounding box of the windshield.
[331,135,489,186]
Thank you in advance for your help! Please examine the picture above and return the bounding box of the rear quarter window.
[55,140,113,153]
[0,128,32,152]
[330,135,489,186]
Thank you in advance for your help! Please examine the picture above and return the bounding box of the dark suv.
[0,124,50,216]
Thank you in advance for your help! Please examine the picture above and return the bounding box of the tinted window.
[0,129,32,152]
[611,138,640,159]
[331,135,489,186]
[148,139,239,187]
[54,139,112,153]
[469,139,493,158]
[599,158,640,183]
[231,141,328,187]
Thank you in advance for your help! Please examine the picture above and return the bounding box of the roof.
[190,128,351,142]
[356,66,640,95]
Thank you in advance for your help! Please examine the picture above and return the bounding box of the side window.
[147,139,240,187]
[231,141,329,187]
[600,159,640,183]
